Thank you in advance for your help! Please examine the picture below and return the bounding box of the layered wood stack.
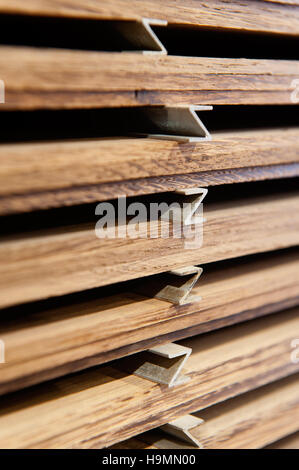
[0,0,298,450]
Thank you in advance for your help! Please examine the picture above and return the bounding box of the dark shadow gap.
[155,24,299,60]
[0,245,298,325]
[0,177,298,236]
[0,14,299,59]
[0,105,299,143]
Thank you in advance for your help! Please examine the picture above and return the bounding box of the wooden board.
[0,0,298,453]
[115,375,299,449]
[0,249,299,395]
[0,1,298,35]
[191,376,299,449]
[0,308,298,448]
[1,190,299,308]
[0,47,298,109]
[3,90,295,109]
[0,127,299,212]
[1,164,299,215]
[136,91,297,106]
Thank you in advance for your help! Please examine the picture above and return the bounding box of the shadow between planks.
[0,47,298,109]
[113,374,299,449]
[0,248,299,395]
[0,307,298,448]
[0,127,299,214]
[0,189,299,308]
[1,164,299,215]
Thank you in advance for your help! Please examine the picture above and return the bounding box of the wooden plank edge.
[0,0,298,36]
[0,163,298,215]
[1,90,296,110]
[0,308,299,448]
[1,292,298,396]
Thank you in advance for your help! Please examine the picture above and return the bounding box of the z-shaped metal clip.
[133,342,192,387]
[116,18,167,54]
[161,415,204,448]
[143,105,212,142]
[133,266,202,305]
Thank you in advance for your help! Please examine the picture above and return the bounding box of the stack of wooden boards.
[0,0,298,450]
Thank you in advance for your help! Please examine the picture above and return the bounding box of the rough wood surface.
[192,376,299,449]
[0,1,298,35]
[1,164,299,215]
[135,90,295,106]
[0,249,298,395]
[115,375,299,449]
[0,0,298,452]
[0,127,298,198]
[1,191,299,308]
[0,47,298,109]
[0,308,298,449]
[4,90,295,108]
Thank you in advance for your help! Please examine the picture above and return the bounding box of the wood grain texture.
[0,249,299,395]
[1,164,299,215]
[0,47,298,109]
[4,90,296,109]
[192,376,299,449]
[0,308,298,449]
[136,90,296,106]
[0,128,299,196]
[116,375,299,449]
[1,191,299,308]
[0,1,298,35]
[0,0,298,452]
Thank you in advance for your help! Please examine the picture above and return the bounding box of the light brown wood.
[0,128,298,197]
[0,191,299,308]
[193,376,299,449]
[0,248,298,395]
[0,308,298,449]
[1,164,298,215]
[137,90,298,106]
[0,47,298,109]
[116,375,299,449]
[0,0,298,453]
[0,0,298,35]
[4,90,295,109]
